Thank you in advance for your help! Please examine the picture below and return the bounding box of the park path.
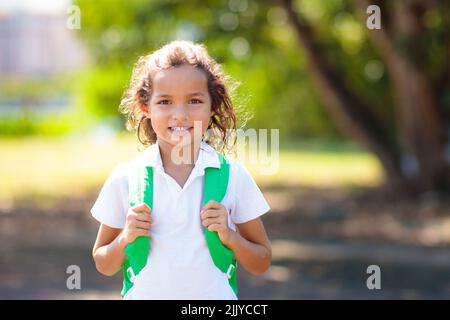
[1,187,450,299]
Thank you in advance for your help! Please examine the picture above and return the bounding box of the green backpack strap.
[121,164,153,298]
[204,154,238,297]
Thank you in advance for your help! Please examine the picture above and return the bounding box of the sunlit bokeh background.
[1,0,449,299]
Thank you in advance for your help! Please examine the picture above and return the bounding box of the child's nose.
[172,103,189,120]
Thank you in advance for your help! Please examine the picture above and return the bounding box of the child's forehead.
[152,65,208,93]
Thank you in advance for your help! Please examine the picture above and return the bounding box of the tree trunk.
[278,0,450,195]
[278,0,409,192]
[354,0,450,193]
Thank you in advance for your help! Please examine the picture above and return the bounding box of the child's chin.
[166,130,200,144]
[168,135,195,147]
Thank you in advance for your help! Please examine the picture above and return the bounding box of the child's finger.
[134,228,150,237]
[202,218,214,227]
[132,203,151,214]
[202,200,222,211]
[200,209,220,220]
[132,220,151,230]
[135,213,153,223]
[207,223,224,232]
[202,217,223,228]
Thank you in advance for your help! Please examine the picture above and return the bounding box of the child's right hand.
[119,203,153,246]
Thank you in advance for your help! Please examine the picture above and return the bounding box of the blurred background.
[1,0,449,299]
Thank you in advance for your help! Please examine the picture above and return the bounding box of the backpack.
[121,153,238,298]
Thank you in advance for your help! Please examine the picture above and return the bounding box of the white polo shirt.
[90,140,270,300]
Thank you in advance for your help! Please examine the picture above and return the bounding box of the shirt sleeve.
[230,163,271,224]
[90,163,129,229]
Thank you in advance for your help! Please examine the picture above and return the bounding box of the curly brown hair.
[119,40,241,153]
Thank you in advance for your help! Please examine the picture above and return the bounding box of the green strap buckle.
[226,264,236,280]
[126,266,136,283]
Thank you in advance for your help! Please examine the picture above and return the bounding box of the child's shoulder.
[203,144,248,176]
[102,162,131,188]
[221,155,256,185]
[103,149,151,184]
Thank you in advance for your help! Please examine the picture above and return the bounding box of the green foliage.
[0,75,82,136]
[77,64,131,118]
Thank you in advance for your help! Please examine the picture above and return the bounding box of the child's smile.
[168,125,193,135]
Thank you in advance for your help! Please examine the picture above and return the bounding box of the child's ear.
[141,104,150,116]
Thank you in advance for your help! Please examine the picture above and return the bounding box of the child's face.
[145,64,213,149]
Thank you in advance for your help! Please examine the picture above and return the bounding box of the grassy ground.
[0,134,382,208]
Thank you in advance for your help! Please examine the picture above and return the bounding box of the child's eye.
[190,99,203,104]
[157,100,171,105]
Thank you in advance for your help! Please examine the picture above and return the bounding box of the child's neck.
[158,139,200,166]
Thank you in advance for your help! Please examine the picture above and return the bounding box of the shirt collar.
[140,140,220,174]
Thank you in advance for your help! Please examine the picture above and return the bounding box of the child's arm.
[92,224,126,276]
[201,200,271,275]
[92,203,153,276]
[227,218,272,275]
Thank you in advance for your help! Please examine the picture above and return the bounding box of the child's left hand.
[201,200,236,247]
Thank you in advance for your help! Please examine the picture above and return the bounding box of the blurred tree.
[278,0,450,194]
